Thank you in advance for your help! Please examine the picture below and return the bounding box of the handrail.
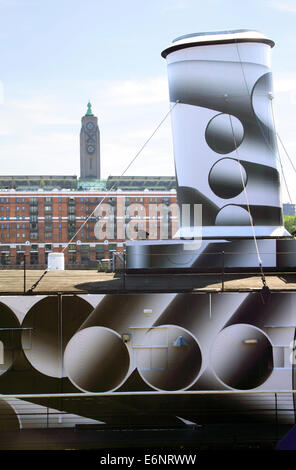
[1,389,296,398]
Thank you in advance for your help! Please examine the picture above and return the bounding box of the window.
[1,253,10,265]
[16,252,25,265]
[81,245,89,264]
[58,197,62,203]
[96,244,104,260]
[68,252,76,264]
[30,253,38,265]
[16,206,20,211]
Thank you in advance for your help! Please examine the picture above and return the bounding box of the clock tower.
[80,102,101,179]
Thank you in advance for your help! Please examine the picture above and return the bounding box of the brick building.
[0,189,177,268]
[0,105,178,269]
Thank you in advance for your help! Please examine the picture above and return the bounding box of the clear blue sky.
[0,0,295,201]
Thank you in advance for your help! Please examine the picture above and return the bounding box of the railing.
[0,390,294,443]
[116,249,296,291]
[0,250,295,294]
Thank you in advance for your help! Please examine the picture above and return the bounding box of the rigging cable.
[277,132,296,175]
[276,130,296,205]
[228,113,267,287]
[270,97,293,204]
[62,100,179,252]
[26,101,179,292]
[233,40,267,287]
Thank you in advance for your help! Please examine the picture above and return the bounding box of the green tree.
[284,216,296,235]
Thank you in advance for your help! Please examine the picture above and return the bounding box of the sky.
[0,0,296,202]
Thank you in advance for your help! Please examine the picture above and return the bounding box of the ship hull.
[0,290,294,437]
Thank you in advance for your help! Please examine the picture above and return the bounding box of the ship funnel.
[162,29,289,238]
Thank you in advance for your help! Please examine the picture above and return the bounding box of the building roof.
[106,176,176,191]
[0,175,77,191]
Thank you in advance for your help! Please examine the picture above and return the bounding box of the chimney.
[162,30,289,239]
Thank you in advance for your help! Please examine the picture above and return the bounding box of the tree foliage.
[284,216,296,236]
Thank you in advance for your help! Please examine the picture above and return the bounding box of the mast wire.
[270,99,293,204]
[234,40,267,287]
[27,101,179,292]
[62,100,179,253]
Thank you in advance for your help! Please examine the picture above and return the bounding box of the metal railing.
[0,390,294,441]
[0,250,294,294]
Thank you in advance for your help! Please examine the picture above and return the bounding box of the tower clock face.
[87,145,95,154]
[86,122,95,131]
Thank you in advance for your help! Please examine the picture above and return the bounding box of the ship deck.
[0,269,295,294]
